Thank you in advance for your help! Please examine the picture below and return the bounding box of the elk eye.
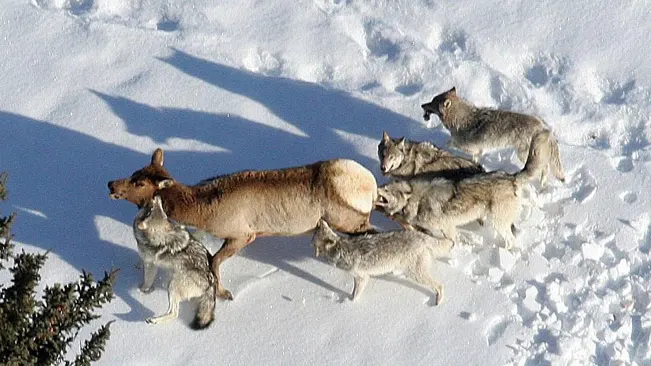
[134,181,146,188]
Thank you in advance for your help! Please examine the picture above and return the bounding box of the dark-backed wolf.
[375,131,550,250]
[421,87,565,186]
[378,131,484,181]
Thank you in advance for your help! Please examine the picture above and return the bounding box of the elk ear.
[151,148,164,167]
[158,179,174,189]
[382,131,390,141]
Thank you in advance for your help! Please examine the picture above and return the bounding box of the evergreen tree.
[0,172,117,365]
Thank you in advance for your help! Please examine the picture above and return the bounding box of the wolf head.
[377,132,407,175]
[311,219,340,257]
[421,87,457,122]
[108,148,176,208]
[136,196,173,232]
[375,181,412,216]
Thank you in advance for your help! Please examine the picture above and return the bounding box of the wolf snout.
[421,104,432,121]
[375,195,388,207]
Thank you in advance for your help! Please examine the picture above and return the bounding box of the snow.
[1,0,650,364]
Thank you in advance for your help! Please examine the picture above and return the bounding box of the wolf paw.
[218,289,234,301]
[139,284,154,294]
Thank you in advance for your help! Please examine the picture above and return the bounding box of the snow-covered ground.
[1,0,650,364]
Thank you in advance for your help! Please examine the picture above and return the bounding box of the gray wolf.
[375,145,544,250]
[421,87,565,186]
[109,148,378,300]
[133,195,216,329]
[378,131,485,180]
[311,219,452,304]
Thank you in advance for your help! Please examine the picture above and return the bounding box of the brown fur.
[108,149,377,300]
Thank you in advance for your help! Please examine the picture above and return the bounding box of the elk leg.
[211,235,256,300]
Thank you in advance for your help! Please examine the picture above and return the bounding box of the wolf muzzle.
[421,103,435,121]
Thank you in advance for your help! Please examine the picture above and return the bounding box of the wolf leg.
[471,149,483,164]
[539,165,549,189]
[439,226,458,247]
[491,216,517,250]
[146,280,181,324]
[549,135,566,182]
[351,274,369,301]
[211,235,255,300]
[517,148,529,166]
[139,260,157,293]
[405,258,443,305]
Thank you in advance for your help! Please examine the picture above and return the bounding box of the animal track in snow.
[363,20,401,61]
[243,48,284,76]
[34,0,93,16]
[395,82,423,96]
[602,79,636,105]
[619,191,638,204]
[360,81,380,91]
[569,166,597,203]
[620,121,650,157]
[633,214,651,254]
[312,0,349,15]
[485,317,511,346]
[437,28,475,60]
[525,54,570,88]
[156,17,180,32]
[614,156,635,172]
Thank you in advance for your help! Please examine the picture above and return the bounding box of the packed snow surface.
[1,0,651,364]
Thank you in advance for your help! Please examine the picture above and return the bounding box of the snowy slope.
[1,0,650,364]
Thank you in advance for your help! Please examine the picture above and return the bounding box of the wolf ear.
[399,181,412,194]
[318,219,331,231]
[397,137,406,148]
[382,131,390,142]
[325,241,337,251]
[158,179,174,189]
[151,148,164,167]
[443,99,452,108]
[448,86,457,96]
[319,220,338,240]
[137,220,148,230]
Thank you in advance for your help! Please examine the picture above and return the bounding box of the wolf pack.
[108,87,565,330]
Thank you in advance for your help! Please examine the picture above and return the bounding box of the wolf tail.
[548,134,565,183]
[515,130,550,185]
[191,285,216,330]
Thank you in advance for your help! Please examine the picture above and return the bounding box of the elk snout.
[107,180,123,199]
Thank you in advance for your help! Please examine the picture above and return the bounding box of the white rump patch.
[330,159,377,214]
